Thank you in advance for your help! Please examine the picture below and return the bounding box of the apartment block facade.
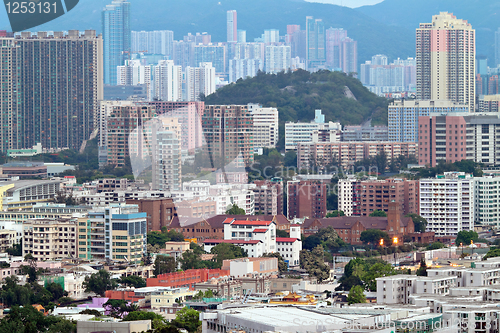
[148,101,205,153]
[202,105,254,168]
[388,100,469,143]
[248,104,279,149]
[297,141,418,170]
[418,113,500,167]
[0,31,103,153]
[419,172,474,237]
[338,178,419,217]
[22,218,77,261]
[78,204,147,264]
[416,12,475,112]
[287,180,327,219]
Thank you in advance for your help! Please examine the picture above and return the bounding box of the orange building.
[146,268,229,289]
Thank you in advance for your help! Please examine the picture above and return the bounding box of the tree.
[484,248,500,260]
[361,262,396,291]
[83,269,117,297]
[262,253,288,273]
[276,229,289,237]
[0,305,76,333]
[79,309,101,317]
[148,229,185,247]
[426,242,445,250]
[179,250,206,271]
[104,299,138,318]
[302,234,321,251]
[300,245,330,282]
[347,285,366,305]
[369,210,387,217]
[5,240,22,256]
[416,258,428,276]
[171,307,202,333]
[20,254,40,284]
[225,203,245,215]
[46,282,67,301]
[153,256,176,277]
[123,311,168,330]
[119,275,147,288]
[405,213,428,233]
[360,229,389,245]
[326,210,345,217]
[316,226,345,252]
[210,243,247,266]
[455,230,478,246]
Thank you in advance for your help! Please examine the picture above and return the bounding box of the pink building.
[418,114,467,167]
[148,101,205,153]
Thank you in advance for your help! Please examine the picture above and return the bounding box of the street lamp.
[379,238,384,260]
[393,237,399,266]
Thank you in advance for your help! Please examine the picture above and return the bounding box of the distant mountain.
[0,0,414,64]
[358,0,500,65]
[204,70,389,138]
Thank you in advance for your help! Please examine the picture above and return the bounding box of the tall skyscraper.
[117,60,152,99]
[185,62,216,101]
[326,28,347,69]
[131,30,174,57]
[341,37,357,74]
[202,105,254,169]
[227,10,237,43]
[416,12,475,112]
[265,45,291,74]
[153,60,182,102]
[495,28,500,67]
[306,16,325,69]
[0,30,103,153]
[102,0,131,85]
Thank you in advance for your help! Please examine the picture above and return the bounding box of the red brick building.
[146,269,229,289]
[126,198,177,232]
[354,178,419,216]
[169,214,290,243]
[302,203,416,245]
[287,180,327,219]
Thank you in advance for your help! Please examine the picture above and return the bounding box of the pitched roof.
[202,239,261,245]
[303,217,388,230]
[170,214,290,229]
[232,220,273,226]
[253,228,268,233]
[276,237,299,243]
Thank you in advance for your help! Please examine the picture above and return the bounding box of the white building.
[117,60,152,99]
[276,226,301,267]
[264,45,291,74]
[150,117,181,192]
[228,59,262,83]
[153,60,182,101]
[0,221,22,250]
[419,172,474,237]
[285,110,341,150]
[474,175,500,228]
[337,178,356,216]
[22,218,77,261]
[185,62,216,101]
[248,104,278,149]
[131,30,174,57]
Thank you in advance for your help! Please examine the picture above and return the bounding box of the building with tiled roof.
[302,202,415,245]
[168,214,291,243]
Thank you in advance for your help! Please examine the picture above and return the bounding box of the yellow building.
[134,287,195,310]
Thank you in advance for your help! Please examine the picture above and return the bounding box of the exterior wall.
[22,219,77,261]
[416,12,475,112]
[125,198,177,232]
[474,176,500,228]
[248,104,279,149]
[202,105,254,168]
[146,269,229,289]
[287,180,327,219]
[420,172,474,237]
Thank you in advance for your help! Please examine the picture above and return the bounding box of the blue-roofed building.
[78,204,146,264]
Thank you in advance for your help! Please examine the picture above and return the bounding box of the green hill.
[204,69,388,145]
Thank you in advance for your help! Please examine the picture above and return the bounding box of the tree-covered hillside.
[205,69,389,131]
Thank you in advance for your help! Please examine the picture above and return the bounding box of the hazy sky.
[305,0,384,8]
